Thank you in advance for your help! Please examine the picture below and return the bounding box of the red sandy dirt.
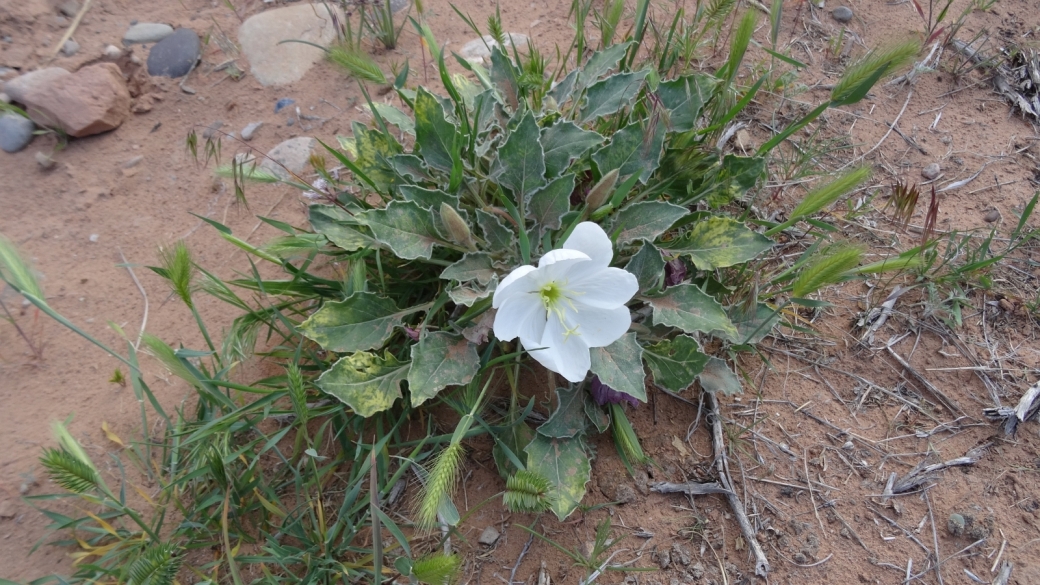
[2,0,1040,583]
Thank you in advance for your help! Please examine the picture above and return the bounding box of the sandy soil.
[1,0,1039,583]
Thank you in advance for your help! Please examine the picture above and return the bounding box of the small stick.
[804,448,826,533]
[885,342,964,416]
[706,391,771,577]
[509,532,534,585]
[990,537,1007,574]
[925,490,944,585]
[118,249,149,350]
[858,90,913,161]
[49,0,92,59]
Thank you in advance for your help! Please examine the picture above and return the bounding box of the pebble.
[922,162,940,180]
[260,136,316,179]
[202,120,224,139]
[146,28,200,78]
[103,44,122,58]
[241,121,262,140]
[947,513,965,536]
[58,1,81,17]
[239,3,344,86]
[274,97,295,113]
[124,155,143,168]
[478,526,500,546]
[983,209,1000,223]
[123,22,174,44]
[459,33,530,65]
[0,113,35,153]
[35,151,55,169]
[62,39,80,56]
[89,234,99,243]
[832,6,853,22]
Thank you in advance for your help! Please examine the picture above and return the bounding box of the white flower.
[492,222,638,383]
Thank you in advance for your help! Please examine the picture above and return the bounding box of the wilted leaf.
[648,284,737,337]
[661,217,772,270]
[317,351,410,417]
[525,434,591,521]
[584,394,610,432]
[298,292,403,353]
[538,386,588,439]
[491,111,546,200]
[526,174,574,233]
[643,335,709,392]
[359,200,442,260]
[589,332,646,402]
[448,275,498,307]
[101,422,125,447]
[612,202,688,245]
[352,121,402,191]
[698,356,743,396]
[489,45,520,109]
[407,332,480,407]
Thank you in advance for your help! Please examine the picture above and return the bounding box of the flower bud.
[440,202,476,251]
[586,168,618,212]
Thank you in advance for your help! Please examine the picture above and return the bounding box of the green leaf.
[308,205,378,252]
[491,111,546,200]
[353,121,402,191]
[400,185,459,211]
[708,155,766,208]
[414,87,457,172]
[648,284,737,337]
[476,209,515,251]
[624,243,665,292]
[494,419,535,477]
[317,351,410,417]
[580,70,648,123]
[526,173,574,234]
[612,201,688,246]
[440,252,496,285]
[407,332,480,407]
[525,434,592,521]
[661,217,772,270]
[489,46,520,109]
[363,102,415,135]
[548,68,578,104]
[537,386,587,439]
[698,356,742,396]
[725,302,781,345]
[448,275,498,307]
[359,200,442,260]
[299,292,403,353]
[541,122,604,178]
[589,332,646,402]
[584,394,610,433]
[591,117,665,183]
[577,42,632,89]
[657,74,717,131]
[643,335,709,392]
[389,154,431,182]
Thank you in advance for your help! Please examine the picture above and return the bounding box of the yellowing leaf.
[101,421,125,447]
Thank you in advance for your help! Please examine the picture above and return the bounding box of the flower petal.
[494,294,545,342]
[563,222,613,268]
[541,314,593,382]
[492,265,538,309]
[537,248,589,269]
[566,304,631,348]
[568,267,639,309]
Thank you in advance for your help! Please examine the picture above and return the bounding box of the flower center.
[539,281,564,310]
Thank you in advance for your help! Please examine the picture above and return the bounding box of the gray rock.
[103,44,122,58]
[478,526,500,546]
[3,68,70,104]
[62,39,80,56]
[831,6,853,23]
[389,0,409,13]
[58,1,81,17]
[123,23,174,44]
[241,121,262,141]
[147,28,200,78]
[922,162,940,180]
[238,3,345,86]
[947,513,965,536]
[261,136,316,179]
[459,33,530,65]
[124,155,143,168]
[0,113,34,153]
[615,483,636,504]
[984,209,1000,223]
[202,120,224,139]
[658,548,671,569]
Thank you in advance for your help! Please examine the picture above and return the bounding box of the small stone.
[89,234,99,243]
[35,151,55,169]
[124,155,143,168]
[239,3,344,86]
[62,39,80,56]
[842,441,854,451]
[832,6,853,22]
[389,0,409,13]
[261,136,316,179]
[983,209,1000,223]
[793,552,808,564]
[58,0,81,17]
[241,121,262,141]
[103,44,122,58]
[0,113,34,152]
[690,563,705,580]
[286,117,295,127]
[6,64,131,137]
[922,162,941,180]
[658,549,671,569]
[459,33,530,65]
[671,543,692,567]
[947,513,965,536]
[202,120,224,139]
[147,28,201,78]
[615,483,637,504]
[275,97,295,113]
[123,22,174,44]
[478,526,500,546]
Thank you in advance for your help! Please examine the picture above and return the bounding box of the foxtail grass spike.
[416,442,465,530]
[0,232,44,299]
[831,40,919,106]
[156,241,196,309]
[327,44,387,85]
[791,244,862,297]
[504,470,553,513]
[412,554,461,585]
[789,167,871,219]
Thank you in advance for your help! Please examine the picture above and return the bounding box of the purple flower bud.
[665,258,687,287]
[589,376,638,408]
[403,326,420,341]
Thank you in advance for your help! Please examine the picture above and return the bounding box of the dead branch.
[983,380,1040,435]
[890,444,988,494]
[885,341,965,416]
[650,481,731,496]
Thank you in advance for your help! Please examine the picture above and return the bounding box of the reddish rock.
[4,64,131,137]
